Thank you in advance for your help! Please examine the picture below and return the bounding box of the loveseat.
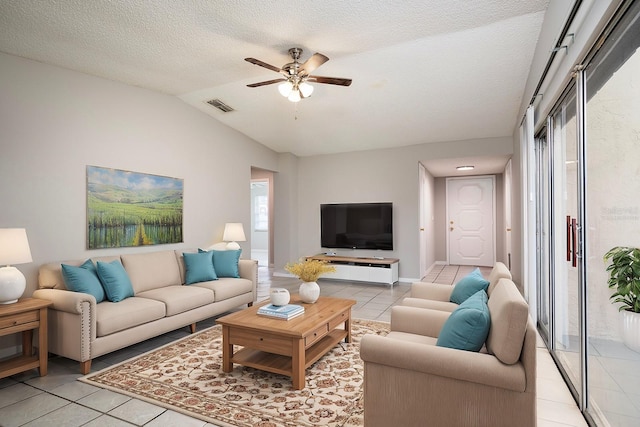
[33,248,257,374]
[360,277,536,427]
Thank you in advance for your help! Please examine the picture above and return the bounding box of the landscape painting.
[87,166,183,249]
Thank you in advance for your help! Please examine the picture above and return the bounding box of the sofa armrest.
[410,282,453,301]
[390,305,450,337]
[33,288,97,314]
[32,288,96,364]
[238,259,258,300]
[360,334,526,392]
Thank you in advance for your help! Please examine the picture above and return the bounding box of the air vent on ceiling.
[206,99,235,113]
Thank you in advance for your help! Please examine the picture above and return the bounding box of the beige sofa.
[33,249,257,374]
[360,278,536,427]
[402,261,512,312]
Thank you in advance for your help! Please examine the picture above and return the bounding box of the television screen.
[320,202,393,250]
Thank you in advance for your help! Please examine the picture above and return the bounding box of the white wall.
[294,137,513,280]
[0,52,279,297]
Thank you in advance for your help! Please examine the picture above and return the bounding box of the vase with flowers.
[285,258,336,303]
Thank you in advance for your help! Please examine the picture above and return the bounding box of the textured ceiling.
[0,0,549,166]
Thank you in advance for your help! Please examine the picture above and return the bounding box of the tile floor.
[0,266,588,426]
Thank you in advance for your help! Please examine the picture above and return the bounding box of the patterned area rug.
[79,319,389,427]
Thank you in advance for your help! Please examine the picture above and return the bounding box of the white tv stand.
[307,254,399,285]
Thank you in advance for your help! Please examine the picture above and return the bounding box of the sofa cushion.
[486,278,529,365]
[136,286,215,316]
[450,268,490,304]
[96,297,166,336]
[96,260,135,302]
[437,290,490,352]
[61,260,106,303]
[183,251,217,284]
[192,277,253,301]
[121,250,182,293]
[211,249,241,278]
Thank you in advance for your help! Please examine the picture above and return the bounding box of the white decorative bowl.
[270,288,290,306]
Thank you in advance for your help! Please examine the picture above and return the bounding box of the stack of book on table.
[257,304,305,320]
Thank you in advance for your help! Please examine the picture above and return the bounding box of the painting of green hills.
[87,166,183,249]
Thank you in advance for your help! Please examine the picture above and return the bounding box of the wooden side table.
[0,298,52,379]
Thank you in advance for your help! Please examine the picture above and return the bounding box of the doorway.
[446,176,495,266]
[251,168,274,267]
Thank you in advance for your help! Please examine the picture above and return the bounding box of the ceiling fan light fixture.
[288,90,301,102]
[278,81,293,97]
[299,82,314,97]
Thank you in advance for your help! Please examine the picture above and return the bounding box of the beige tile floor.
[0,266,588,426]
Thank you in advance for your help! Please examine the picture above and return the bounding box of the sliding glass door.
[582,6,640,424]
[550,88,583,400]
[535,131,551,341]
[536,2,640,424]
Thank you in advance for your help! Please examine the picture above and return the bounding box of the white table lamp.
[0,228,33,304]
[222,223,246,250]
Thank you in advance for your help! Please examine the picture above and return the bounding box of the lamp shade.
[222,223,246,243]
[278,81,293,97]
[288,90,301,102]
[0,228,33,266]
[299,82,314,97]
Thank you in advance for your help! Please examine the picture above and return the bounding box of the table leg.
[345,313,352,343]
[39,307,48,376]
[222,325,233,372]
[291,338,305,390]
[22,330,33,357]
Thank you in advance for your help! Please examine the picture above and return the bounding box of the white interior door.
[447,176,495,266]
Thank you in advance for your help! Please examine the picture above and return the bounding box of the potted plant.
[603,246,640,351]
[285,258,336,303]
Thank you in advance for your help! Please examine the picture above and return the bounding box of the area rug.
[79,319,389,427]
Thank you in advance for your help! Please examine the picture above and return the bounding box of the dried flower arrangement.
[285,258,336,282]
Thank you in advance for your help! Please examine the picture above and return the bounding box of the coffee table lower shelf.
[230,329,348,378]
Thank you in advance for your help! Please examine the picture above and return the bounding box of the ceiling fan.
[245,48,352,102]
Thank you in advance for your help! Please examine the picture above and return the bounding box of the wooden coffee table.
[217,295,356,389]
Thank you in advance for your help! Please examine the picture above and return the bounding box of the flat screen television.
[320,202,393,250]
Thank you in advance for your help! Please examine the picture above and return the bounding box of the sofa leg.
[80,360,91,375]
[190,323,196,334]
[248,302,253,307]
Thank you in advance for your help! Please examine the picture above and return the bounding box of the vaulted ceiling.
[0,0,548,164]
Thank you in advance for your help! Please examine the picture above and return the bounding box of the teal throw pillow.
[450,268,490,304]
[437,290,491,352]
[61,259,106,303]
[211,249,241,278]
[96,260,134,302]
[183,251,217,284]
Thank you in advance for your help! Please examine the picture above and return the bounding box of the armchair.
[360,278,536,427]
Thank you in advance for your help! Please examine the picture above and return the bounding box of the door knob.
[450,227,454,231]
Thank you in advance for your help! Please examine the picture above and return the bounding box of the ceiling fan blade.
[299,53,329,75]
[308,76,352,86]
[244,58,284,74]
[247,78,286,87]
